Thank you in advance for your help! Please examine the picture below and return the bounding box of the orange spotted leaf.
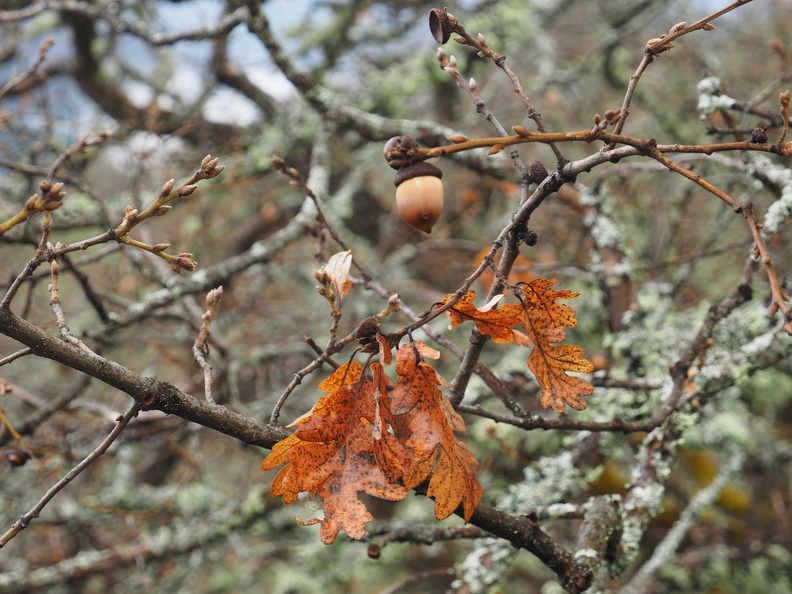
[442,291,524,343]
[392,342,482,520]
[443,283,594,412]
[261,366,408,544]
[263,339,482,543]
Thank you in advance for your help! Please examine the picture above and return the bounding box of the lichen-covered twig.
[0,403,139,549]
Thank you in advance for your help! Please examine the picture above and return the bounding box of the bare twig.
[192,287,224,404]
[0,403,139,548]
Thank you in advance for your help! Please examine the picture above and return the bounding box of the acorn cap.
[393,161,443,186]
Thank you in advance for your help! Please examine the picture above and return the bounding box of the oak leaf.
[442,281,594,412]
[443,291,525,343]
[262,362,408,544]
[263,339,482,543]
[391,342,482,521]
[323,250,353,301]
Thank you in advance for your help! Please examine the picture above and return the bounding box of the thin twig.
[192,287,224,404]
[0,403,139,548]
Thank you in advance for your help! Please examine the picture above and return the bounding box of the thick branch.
[0,307,289,448]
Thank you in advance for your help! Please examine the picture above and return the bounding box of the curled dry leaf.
[442,282,594,412]
[262,339,482,543]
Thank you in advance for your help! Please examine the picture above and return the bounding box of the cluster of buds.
[169,252,197,274]
[314,267,340,315]
[24,179,66,213]
[197,154,226,181]
[383,136,444,233]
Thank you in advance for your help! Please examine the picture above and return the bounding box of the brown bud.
[529,160,549,184]
[751,123,768,144]
[7,448,31,467]
[24,195,38,211]
[355,316,382,352]
[604,109,623,126]
[512,125,529,137]
[176,253,197,272]
[393,162,444,234]
[177,184,197,198]
[154,206,172,216]
[152,243,170,252]
[39,179,52,193]
[159,179,175,197]
[367,543,381,559]
[206,286,223,307]
[49,182,64,197]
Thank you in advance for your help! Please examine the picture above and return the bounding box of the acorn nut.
[394,161,444,234]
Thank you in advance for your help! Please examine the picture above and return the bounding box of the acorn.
[393,161,444,233]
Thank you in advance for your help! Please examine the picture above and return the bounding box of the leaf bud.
[447,134,468,144]
[176,253,197,272]
[123,206,138,223]
[512,125,529,137]
[39,179,52,193]
[271,155,286,170]
[154,205,172,216]
[152,243,170,252]
[206,286,223,307]
[669,22,687,34]
[177,184,198,197]
[44,200,62,211]
[393,161,444,233]
[604,109,623,125]
[469,77,477,91]
[436,47,449,68]
[24,195,38,211]
[49,182,65,198]
[159,179,175,197]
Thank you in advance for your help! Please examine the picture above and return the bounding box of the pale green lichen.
[451,538,516,594]
[501,451,584,513]
[743,153,792,236]
[620,481,666,562]
[696,76,737,119]
[575,547,599,560]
